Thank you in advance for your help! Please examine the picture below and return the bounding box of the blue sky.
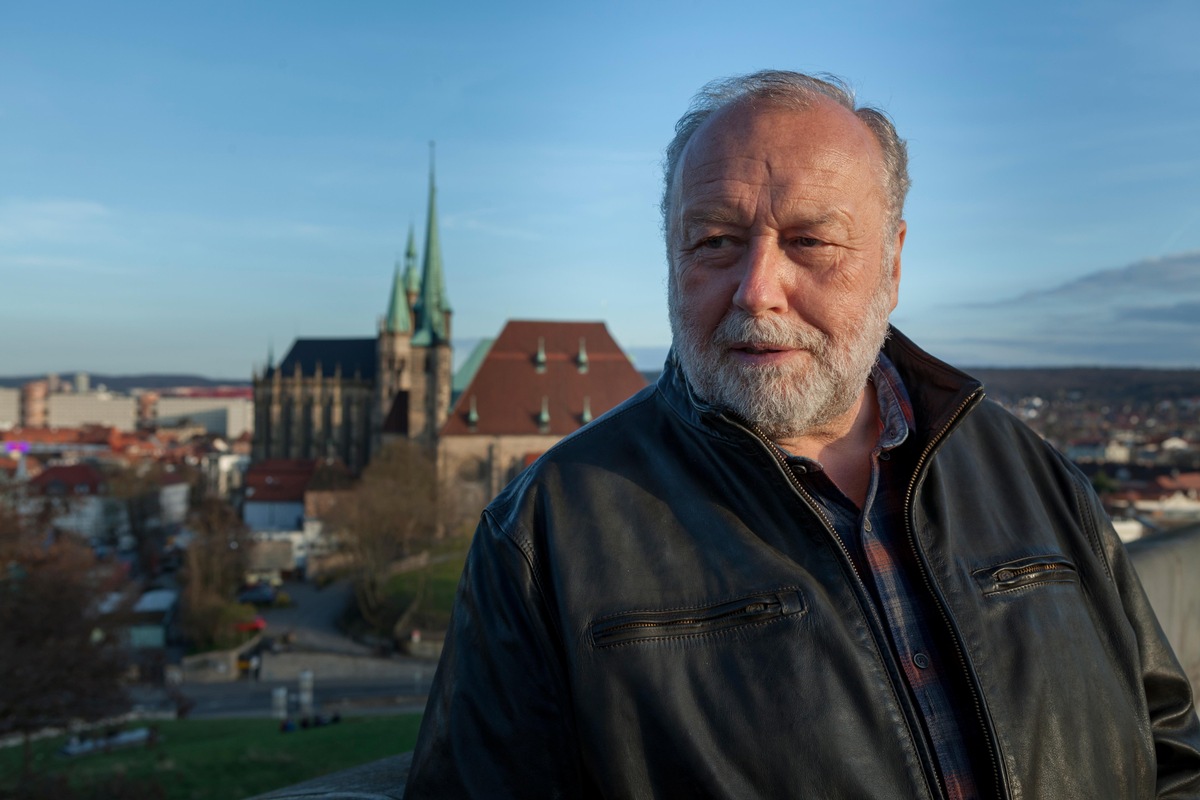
[3,1,1199,378]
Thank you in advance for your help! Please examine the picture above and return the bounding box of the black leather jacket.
[407,330,1200,799]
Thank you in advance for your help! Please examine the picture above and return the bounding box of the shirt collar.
[782,353,913,467]
[873,352,913,452]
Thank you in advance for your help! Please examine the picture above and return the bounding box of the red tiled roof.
[29,463,106,496]
[1157,473,1200,492]
[441,320,647,437]
[2,427,84,444]
[161,387,253,399]
[244,459,319,503]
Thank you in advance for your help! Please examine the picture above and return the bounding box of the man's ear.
[887,220,906,310]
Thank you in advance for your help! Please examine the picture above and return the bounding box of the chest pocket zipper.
[974,555,1079,595]
[590,590,806,648]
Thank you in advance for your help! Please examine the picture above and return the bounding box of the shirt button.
[913,653,930,669]
[879,451,891,461]
[863,520,873,532]
[794,465,807,475]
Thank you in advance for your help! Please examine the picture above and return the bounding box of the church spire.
[403,224,420,300]
[385,259,411,333]
[413,142,452,345]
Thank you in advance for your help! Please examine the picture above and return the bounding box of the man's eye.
[792,236,822,248]
[699,236,731,249]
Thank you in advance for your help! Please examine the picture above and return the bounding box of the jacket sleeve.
[1079,473,1200,798]
[404,509,586,799]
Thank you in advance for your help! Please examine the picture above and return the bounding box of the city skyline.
[4,1,1200,378]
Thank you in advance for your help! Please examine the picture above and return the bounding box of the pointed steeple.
[403,224,420,300]
[385,260,410,333]
[413,143,452,346]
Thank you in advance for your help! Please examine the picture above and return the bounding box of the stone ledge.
[247,751,411,799]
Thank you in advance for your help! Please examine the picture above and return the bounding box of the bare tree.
[178,497,252,650]
[0,499,130,783]
[104,462,167,577]
[326,440,441,636]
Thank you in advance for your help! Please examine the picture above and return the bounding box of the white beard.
[668,274,894,440]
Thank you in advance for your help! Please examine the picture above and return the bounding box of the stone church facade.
[251,165,453,474]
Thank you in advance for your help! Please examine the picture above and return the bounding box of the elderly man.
[406,71,1200,799]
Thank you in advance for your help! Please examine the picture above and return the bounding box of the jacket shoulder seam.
[1066,465,1114,584]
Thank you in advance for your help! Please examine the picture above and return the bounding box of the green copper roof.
[385,261,410,333]
[452,338,494,396]
[403,224,420,296]
[413,147,451,346]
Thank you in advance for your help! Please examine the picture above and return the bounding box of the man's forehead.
[682,98,880,174]
[673,98,886,220]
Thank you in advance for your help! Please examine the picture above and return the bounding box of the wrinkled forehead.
[673,98,886,208]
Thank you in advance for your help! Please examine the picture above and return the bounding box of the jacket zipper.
[987,558,1077,593]
[591,592,801,647]
[902,388,1008,800]
[723,415,944,800]
[994,562,1072,585]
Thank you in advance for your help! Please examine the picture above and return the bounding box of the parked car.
[234,615,267,633]
[237,583,277,606]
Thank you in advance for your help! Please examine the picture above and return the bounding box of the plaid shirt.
[786,355,980,800]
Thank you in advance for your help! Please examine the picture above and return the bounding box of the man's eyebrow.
[682,208,846,230]
[681,207,744,228]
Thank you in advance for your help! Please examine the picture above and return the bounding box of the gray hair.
[661,70,910,251]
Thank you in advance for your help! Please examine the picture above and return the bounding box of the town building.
[438,319,647,523]
[154,394,254,438]
[46,391,137,431]
[251,162,452,474]
[0,388,18,430]
[24,463,127,546]
[19,381,47,427]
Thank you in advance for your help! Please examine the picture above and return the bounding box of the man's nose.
[731,237,789,315]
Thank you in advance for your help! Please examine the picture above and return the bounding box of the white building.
[156,397,254,438]
[47,392,137,431]
[0,388,18,430]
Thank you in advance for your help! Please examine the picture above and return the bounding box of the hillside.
[0,374,251,392]
[968,367,1200,405]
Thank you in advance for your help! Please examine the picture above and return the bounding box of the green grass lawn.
[0,714,423,800]
[386,540,471,632]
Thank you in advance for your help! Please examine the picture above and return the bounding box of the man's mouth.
[732,342,789,355]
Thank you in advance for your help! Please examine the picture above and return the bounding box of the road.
[171,675,434,719]
[148,578,439,719]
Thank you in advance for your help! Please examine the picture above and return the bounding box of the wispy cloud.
[972,251,1200,307]
[913,252,1200,367]
[0,198,113,244]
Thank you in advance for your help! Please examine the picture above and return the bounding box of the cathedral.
[251,163,453,474]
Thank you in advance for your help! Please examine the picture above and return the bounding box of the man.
[406,71,1200,798]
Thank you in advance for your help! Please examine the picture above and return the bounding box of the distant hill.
[0,374,251,392]
[968,367,1200,404]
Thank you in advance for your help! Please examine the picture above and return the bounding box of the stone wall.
[1127,525,1200,698]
